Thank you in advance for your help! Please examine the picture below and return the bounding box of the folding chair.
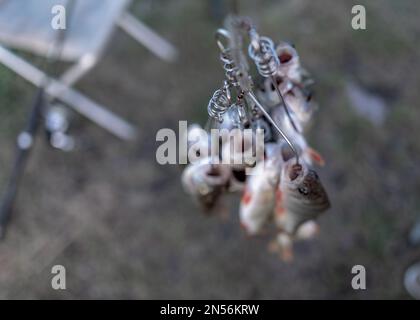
[0,0,178,237]
[0,0,178,140]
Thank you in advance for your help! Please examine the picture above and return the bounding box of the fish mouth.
[289,163,303,181]
[231,168,247,183]
[276,42,297,65]
[204,164,230,186]
[279,51,293,64]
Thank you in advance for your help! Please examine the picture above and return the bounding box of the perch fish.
[239,157,282,235]
[275,159,330,235]
[181,158,231,210]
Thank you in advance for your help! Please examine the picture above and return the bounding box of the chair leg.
[117,12,178,62]
[60,53,98,86]
[0,45,137,140]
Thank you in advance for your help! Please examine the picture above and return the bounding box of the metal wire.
[247,92,299,164]
[207,82,231,122]
[248,30,300,133]
[248,36,278,77]
[214,26,300,164]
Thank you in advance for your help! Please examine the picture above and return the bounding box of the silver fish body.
[283,86,315,129]
[256,76,293,109]
[240,158,281,235]
[269,85,315,134]
[221,129,263,170]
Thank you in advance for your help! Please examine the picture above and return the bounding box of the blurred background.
[0,0,419,299]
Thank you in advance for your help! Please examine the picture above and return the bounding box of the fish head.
[281,160,330,214]
[276,42,299,66]
[182,159,231,210]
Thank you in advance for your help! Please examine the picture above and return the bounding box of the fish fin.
[240,222,255,237]
[306,147,325,166]
[274,190,286,218]
[241,189,252,205]
[277,233,294,262]
[269,233,294,262]
[296,220,320,240]
[274,209,288,229]
[240,221,248,232]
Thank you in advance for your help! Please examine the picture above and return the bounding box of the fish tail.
[278,233,294,262]
[241,188,252,205]
[305,147,325,166]
[269,233,294,262]
[296,220,320,240]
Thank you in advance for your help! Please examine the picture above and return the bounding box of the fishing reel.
[44,103,75,152]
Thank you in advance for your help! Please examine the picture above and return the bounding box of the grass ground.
[0,0,418,299]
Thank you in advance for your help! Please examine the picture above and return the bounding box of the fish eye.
[298,186,309,195]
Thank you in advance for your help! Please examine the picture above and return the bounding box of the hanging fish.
[240,157,281,235]
[275,159,330,235]
[221,128,263,170]
[218,113,264,194]
[227,167,247,193]
[251,115,273,143]
[256,75,293,108]
[221,118,266,194]
[181,158,231,211]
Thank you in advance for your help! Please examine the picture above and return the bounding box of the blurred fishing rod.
[0,0,76,238]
